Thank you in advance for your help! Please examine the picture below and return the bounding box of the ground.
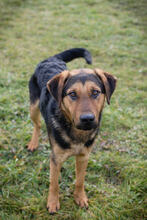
[0,0,147,219]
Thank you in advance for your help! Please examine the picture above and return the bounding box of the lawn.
[0,0,146,219]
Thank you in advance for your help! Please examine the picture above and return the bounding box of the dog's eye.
[68,91,77,100]
[91,90,100,98]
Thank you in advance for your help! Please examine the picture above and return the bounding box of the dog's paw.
[74,192,88,208]
[27,141,38,152]
[47,198,60,214]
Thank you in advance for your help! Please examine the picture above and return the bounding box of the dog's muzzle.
[76,113,97,130]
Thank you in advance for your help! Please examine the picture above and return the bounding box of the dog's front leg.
[47,154,62,214]
[47,144,71,214]
[74,154,90,208]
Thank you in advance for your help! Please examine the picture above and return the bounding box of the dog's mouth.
[76,122,97,131]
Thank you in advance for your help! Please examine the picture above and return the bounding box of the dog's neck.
[71,126,99,144]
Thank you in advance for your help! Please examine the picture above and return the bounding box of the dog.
[27,48,117,213]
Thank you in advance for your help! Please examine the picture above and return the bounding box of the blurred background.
[0,0,146,219]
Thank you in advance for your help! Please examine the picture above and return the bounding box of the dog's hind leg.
[27,100,41,151]
[27,75,41,151]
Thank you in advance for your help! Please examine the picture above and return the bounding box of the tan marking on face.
[61,80,105,128]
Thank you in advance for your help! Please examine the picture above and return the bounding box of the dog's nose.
[80,113,95,123]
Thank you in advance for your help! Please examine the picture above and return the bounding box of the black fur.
[85,138,95,147]
[62,73,105,98]
[29,48,92,102]
[29,48,102,149]
[29,75,41,103]
[84,112,102,148]
[105,74,116,100]
[52,128,71,149]
[55,48,92,64]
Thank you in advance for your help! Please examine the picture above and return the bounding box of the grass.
[0,0,146,219]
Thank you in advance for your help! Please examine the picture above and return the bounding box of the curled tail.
[55,48,92,64]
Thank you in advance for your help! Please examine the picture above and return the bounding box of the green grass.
[0,0,147,219]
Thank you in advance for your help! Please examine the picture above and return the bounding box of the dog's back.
[27,48,92,151]
[29,48,92,103]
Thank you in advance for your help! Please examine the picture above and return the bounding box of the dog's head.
[47,69,117,131]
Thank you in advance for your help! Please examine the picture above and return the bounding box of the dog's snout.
[80,113,95,123]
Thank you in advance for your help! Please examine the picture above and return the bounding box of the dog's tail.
[55,48,92,64]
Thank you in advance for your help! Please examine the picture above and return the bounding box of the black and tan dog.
[27,48,117,213]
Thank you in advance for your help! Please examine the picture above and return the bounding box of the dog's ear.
[47,70,70,105]
[95,68,117,104]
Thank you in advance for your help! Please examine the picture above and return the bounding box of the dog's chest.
[64,129,97,155]
[70,143,86,155]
